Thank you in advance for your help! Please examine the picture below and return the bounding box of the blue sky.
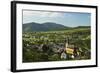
[23,10,91,27]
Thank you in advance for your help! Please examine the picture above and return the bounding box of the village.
[23,29,90,62]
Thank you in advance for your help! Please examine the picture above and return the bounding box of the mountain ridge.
[23,22,90,32]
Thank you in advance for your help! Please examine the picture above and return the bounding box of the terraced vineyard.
[22,28,91,62]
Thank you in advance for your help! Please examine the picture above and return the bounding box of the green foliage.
[23,27,91,62]
[48,54,60,61]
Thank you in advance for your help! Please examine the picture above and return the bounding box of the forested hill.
[23,22,90,32]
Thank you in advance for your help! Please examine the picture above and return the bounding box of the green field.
[22,28,91,62]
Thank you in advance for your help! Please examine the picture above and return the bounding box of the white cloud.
[23,10,64,18]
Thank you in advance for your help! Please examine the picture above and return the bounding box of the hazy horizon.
[23,21,91,28]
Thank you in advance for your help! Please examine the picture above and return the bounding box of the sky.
[23,10,91,27]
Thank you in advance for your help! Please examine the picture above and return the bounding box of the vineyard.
[22,28,91,62]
